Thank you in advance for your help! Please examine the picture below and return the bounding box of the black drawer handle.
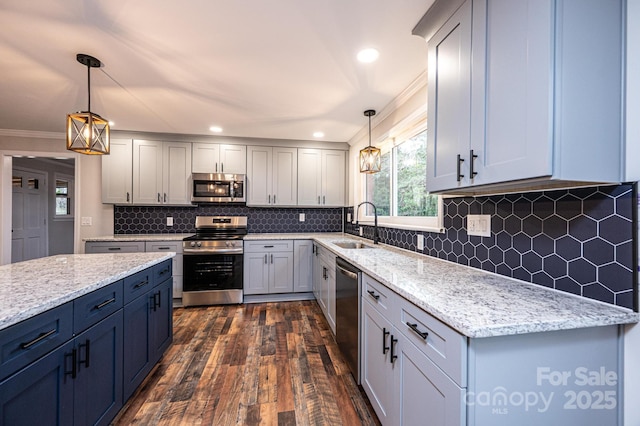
[20,328,56,349]
[158,268,169,276]
[263,245,274,248]
[94,297,116,310]
[157,247,171,250]
[108,247,121,251]
[367,290,380,300]
[406,322,429,340]
[134,279,149,289]
[383,328,390,355]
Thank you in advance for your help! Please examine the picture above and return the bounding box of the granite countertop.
[84,234,193,242]
[0,253,174,331]
[306,235,639,338]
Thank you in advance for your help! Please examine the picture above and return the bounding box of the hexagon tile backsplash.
[346,184,637,310]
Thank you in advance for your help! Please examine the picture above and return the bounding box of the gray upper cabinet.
[102,139,133,204]
[246,146,297,206]
[298,149,346,207]
[417,0,625,194]
[192,143,246,174]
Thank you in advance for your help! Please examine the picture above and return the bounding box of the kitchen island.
[0,253,174,426]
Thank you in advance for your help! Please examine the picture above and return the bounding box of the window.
[361,128,441,231]
[54,175,74,218]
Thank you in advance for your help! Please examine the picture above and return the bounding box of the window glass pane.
[56,197,70,215]
[366,151,391,216]
[396,130,437,217]
[27,178,38,190]
[55,180,68,195]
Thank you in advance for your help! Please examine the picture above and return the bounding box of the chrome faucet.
[355,201,379,244]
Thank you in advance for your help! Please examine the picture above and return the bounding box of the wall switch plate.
[359,227,363,236]
[417,234,424,250]
[467,214,491,237]
[347,212,351,223]
[166,216,174,226]
[81,217,92,226]
[299,213,305,222]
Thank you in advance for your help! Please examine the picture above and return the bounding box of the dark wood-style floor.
[112,301,380,425]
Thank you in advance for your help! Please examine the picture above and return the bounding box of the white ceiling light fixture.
[66,53,110,155]
[357,48,379,63]
[209,126,223,133]
[359,109,381,173]
[313,131,325,138]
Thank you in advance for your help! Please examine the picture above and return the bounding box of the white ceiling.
[0,0,433,143]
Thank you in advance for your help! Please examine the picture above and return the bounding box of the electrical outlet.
[347,212,351,223]
[81,217,92,226]
[166,216,174,226]
[417,234,424,250]
[467,214,491,237]
[299,213,305,222]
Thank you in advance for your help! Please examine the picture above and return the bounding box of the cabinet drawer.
[85,241,145,253]
[0,302,73,381]
[73,281,124,334]
[123,267,154,304]
[244,240,293,253]
[396,297,467,387]
[145,241,182,253]
[362,273,395,316]
[153,260,173,285]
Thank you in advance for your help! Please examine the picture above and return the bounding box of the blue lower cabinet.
[0,341,74,426]
[0,311,123,426]
[151,278,173,364]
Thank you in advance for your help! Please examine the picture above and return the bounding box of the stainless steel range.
[182,216,247,306]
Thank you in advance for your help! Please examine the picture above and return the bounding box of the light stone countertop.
[252,233,639,338]
[0,253,174,331]
[84,234,194,242]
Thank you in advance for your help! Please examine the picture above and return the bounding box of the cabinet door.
[321,150,346,206]
[246,146,273,206]
[101,138,133,204]
[123,291,153,400]
[269,251,294,293]
[163,142,192,205]
[396,336,465,426]
[272,147,297,205]
[293,240,313,292]
[361,300,395,425]
[297,148,322,206]
[150,278,173,364]
[192,143,220,173]
[219,144,247,174]
[312,245,322,301]
[470,0,552,186]
[133,140,163,204]
[426,0,472,192]
[326,265,336,334]
[74,311,123,426]
[0,341,74,426]
[243,252,270,294]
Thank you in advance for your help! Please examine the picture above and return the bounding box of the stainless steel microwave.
[191,173,246,203]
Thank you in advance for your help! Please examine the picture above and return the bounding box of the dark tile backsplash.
[346,184,637,310]
[114,205,342,234]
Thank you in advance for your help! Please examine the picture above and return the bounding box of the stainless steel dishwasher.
[335,257,361,383]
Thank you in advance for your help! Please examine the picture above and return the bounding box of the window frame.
[53,173,74,220]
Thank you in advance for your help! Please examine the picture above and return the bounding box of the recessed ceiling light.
[313,131,325,138]
[209,126,223,133]
[357,48,379,63]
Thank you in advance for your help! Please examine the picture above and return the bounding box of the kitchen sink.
[333,241,377,249]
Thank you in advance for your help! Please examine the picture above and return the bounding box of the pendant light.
[359,109,381,173]
[66,53,110,155]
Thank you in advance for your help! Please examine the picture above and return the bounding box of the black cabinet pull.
[134,279,149,289]
[65,348,78,379]
[20,328,56,349]
[382,328,390,355]
[156,291,161,309]
[107,247,121,251]
[157,246,171,250]
[406,322,429,340]
[157,193,161,203]
[78,339,90,369]
[470,149,478,178]
[456,154,465,182]
[367,290,380,300]
[126,192,130,202]
[390,335,398,363]
[159,268,169,276]
[94,298,116,310]
[263,245,274,248]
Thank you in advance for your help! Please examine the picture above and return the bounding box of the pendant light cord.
[87,63,91,112]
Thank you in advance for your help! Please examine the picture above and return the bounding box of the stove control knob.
[190,241,196,248]
[196,242,202,248]
[225,241,231,247]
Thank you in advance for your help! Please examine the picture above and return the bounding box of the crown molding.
[0,129,64,139]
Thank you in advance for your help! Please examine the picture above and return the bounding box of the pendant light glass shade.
[66,54,110,155]
[359,109,380,173]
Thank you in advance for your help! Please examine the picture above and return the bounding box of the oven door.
[183,253,243,292]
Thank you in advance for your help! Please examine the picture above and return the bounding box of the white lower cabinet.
[243,240,294,295]
[312,243,336,334]
[293,240,313,293]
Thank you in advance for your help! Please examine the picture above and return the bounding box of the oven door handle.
[183,248,244,255]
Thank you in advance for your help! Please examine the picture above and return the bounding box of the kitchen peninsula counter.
[0,252,174,331]
[245,233,639,338]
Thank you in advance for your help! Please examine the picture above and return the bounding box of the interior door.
[12,168,47,262]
